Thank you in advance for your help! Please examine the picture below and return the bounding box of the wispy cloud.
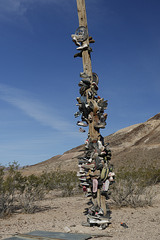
[0,84,74,133]
[0,0,72,17]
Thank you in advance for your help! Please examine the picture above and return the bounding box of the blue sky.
[0,0,159,167]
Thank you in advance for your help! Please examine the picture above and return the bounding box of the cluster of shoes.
[71,26,94,58]
[77,141,115,228]
[72,26,115,229]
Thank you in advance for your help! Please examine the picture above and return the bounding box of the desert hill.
[21,113,160,175]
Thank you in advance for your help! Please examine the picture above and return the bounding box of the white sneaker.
[76,43,88,50]
[71,34,81,46]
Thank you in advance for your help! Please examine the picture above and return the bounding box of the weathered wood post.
[76,0,99,142]
[72,0,112,226]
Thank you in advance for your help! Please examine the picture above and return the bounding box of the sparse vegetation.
[110,165,159,208]
[0,160,159,218]
[0,162,79,218]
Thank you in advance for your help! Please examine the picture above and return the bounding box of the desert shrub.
[111,178,155,208]
[41,170,79,197]
[0,162,79,218]
[19,174,47,214]
[116,165,160,187]
[0,162,26,217]
[0,162,47,217]
[110,166,158,208]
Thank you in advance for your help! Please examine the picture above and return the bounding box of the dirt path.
[0,185,160,240]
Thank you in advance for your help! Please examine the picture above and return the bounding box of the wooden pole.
[76,0,99,141]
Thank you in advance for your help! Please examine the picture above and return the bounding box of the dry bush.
[0,162,79,218]
[110,166,158,208]
[41,169,79,197]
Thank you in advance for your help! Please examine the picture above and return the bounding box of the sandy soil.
[0,184,160,240]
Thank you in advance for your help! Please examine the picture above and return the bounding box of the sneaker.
[77,172,85,177]
[82,163,95,169]
[91,82,98,91]
[77,121,88,127]
[76,43,88,51]
[71,35,81,46]
[108,172,115,177]
[79,167,85,173]
[87,216,110,225]
[79,177,87,181]
[80,182,89,187]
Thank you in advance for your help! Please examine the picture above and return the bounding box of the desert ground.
[0,183,160,240]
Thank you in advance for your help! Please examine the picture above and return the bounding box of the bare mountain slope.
[22,113,160,175]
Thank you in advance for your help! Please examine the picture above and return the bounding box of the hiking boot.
[92,72,99,85]
[74,51,82,58]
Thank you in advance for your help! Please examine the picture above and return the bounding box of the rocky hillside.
[21,113,160,175]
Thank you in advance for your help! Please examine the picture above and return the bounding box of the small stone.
[64,226,71,233]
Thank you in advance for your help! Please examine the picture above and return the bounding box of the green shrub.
[0,162,79,217]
